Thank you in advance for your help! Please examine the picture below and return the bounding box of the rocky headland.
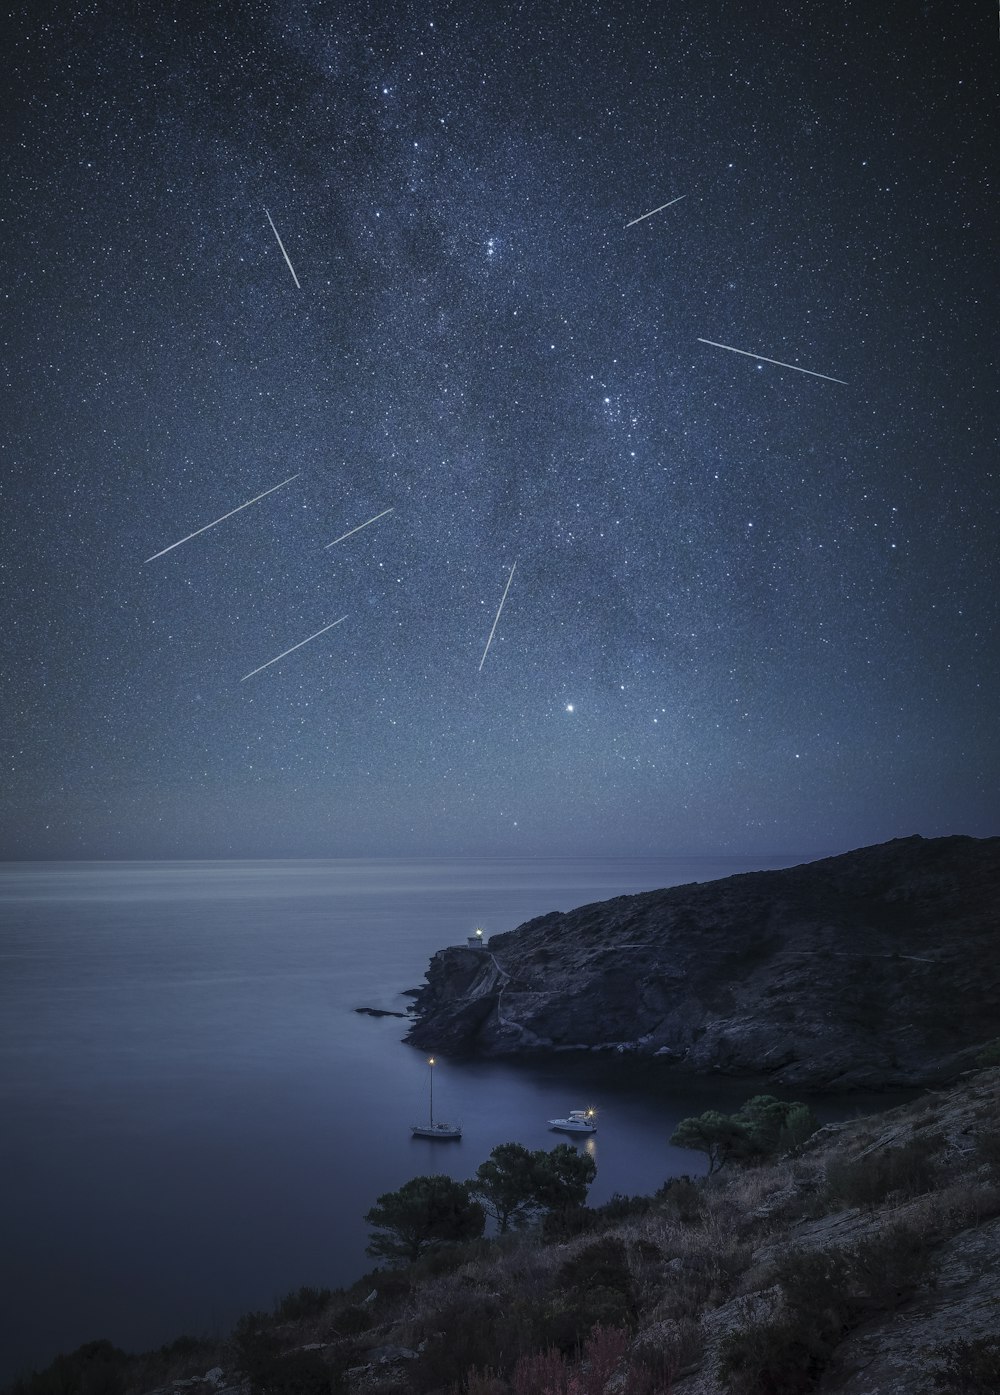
[405,835,1000,1090]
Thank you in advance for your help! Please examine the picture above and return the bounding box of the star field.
[2,1,998,858]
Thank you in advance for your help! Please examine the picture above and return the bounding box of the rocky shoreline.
[405,835,1000,1091]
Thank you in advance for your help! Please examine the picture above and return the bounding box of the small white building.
[466,926,487,949]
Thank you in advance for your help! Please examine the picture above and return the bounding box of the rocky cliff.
[405,835,1000,1090]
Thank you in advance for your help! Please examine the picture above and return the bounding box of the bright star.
[565,704,574,713]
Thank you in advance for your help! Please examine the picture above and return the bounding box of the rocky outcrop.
[405,835,1000,1090]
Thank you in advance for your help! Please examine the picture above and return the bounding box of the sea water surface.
[1,855,882,1379]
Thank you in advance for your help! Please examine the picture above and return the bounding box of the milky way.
[3,2,997,857]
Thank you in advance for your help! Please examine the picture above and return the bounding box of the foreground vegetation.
[8,1067,1000,1395]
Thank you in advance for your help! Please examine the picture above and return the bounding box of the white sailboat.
[411,1056,462,1139]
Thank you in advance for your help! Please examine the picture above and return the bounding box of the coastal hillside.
[15,1065,1000,1395]
[405,835,1000,1090]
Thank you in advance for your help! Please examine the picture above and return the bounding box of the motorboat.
[412,1057,462,1140]
[548,1108,597,1134]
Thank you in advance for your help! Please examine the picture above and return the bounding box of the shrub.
[229,1315,338,1395]
[596,1192,655,1222]
[718,1311,833,1395]
[542,1205,599,1242]
[776,1104,821,1156]
[541,1192,653,1243]
[974,1127,1000,1180]
[655,1174,703,1223]
[932,1336,1000,1392]
[559,1237,633,1296]
[494,1295,560,1361]
[275,1286,333,1321]
[156,1335,208,1359]
[720,1224,935,1393]
[507,1326,629,1395]
[8,1342,130,1395]
[411,1302,505,1393]
[464,1369,509,1395]
[229,1312,278,1377]
[581,1324,631,1395]
[547,1238,638,1349]
[330,1305,372,1336]
[847,1224,934,1312]
[626,1320,701,1392]
[824,1136,939,1208]
[656,1256,723,1323]
[512,1347,569,1395]
[771,1248,854,1329]
[410,1237,489,1279]
[370,1269,412,1303]
[973,1040,1000,1068]
[547,1285,636,1351]
[261,1349,337,1395]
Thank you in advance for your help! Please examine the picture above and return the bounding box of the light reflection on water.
[0,855,897,1381]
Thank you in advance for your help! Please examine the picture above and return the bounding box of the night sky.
[3,1,998,860]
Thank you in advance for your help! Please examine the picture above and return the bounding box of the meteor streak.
[478,561,517,672]
[697,338,848,385]
[264,207,301,288]
[324,507,394,549]
[143,474,300,563]
[625,194,686,228]
[240,616,348,681]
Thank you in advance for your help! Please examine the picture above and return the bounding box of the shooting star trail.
[241,616,348,682]
[264,207,301,288]
[143,474,300,563]
[478,561,517,673]
[625,194,686,228]
[324,507,394,549]
[697,338,848,385]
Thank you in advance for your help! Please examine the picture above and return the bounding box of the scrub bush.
[932,1337,1000,1391]
[824,1136,939,1207]
[275,1286,334,1321]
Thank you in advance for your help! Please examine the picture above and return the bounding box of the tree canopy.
[669,1110,748,1174]
[670,1095,819,1173]
[469,1142,540,1232]
[469,1141,597,1232]
[531,1142,597,1211]
[365,1174,485,1263]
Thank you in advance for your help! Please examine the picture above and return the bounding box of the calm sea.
[0,855,886,1380]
